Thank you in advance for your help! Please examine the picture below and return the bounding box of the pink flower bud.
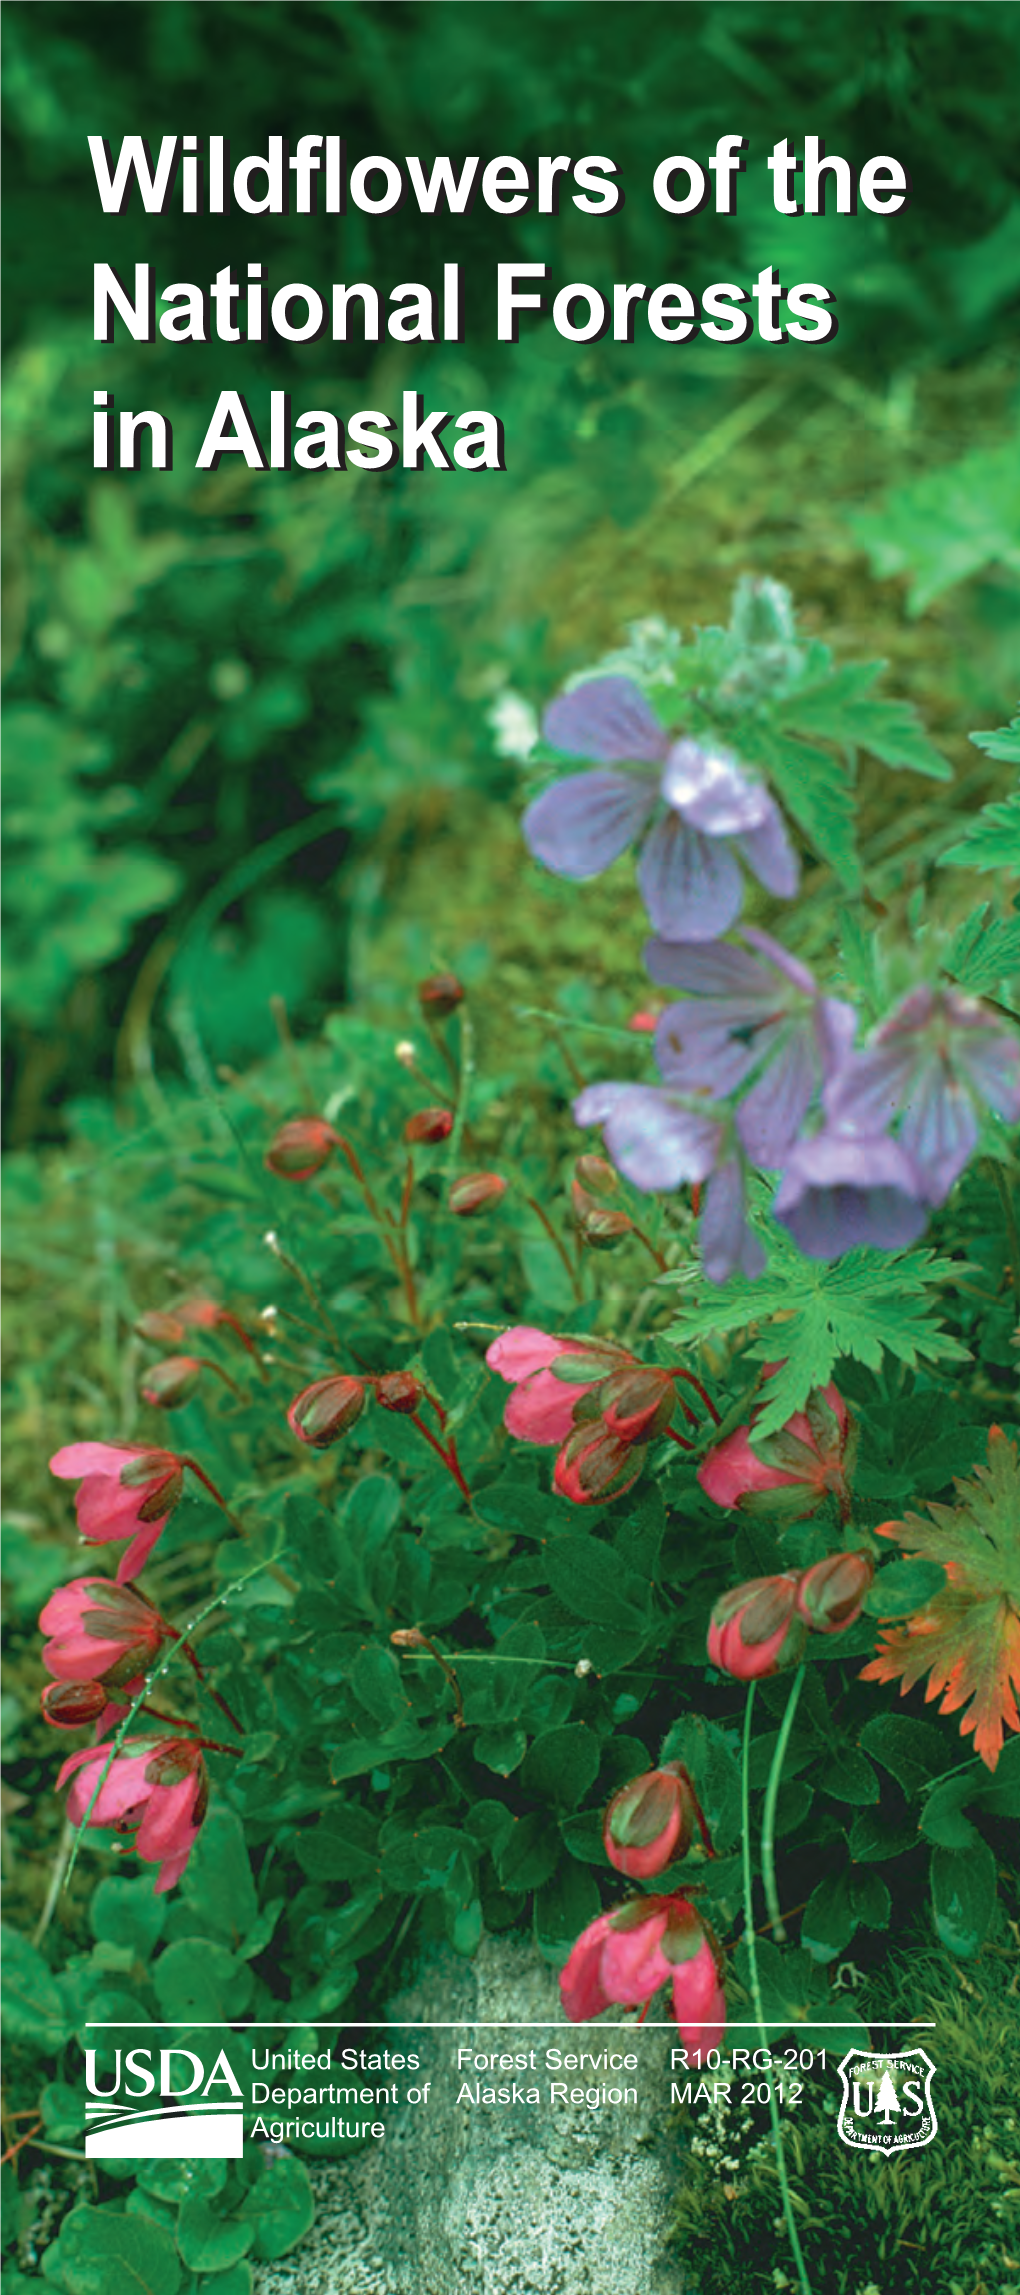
[698,1372,853,1518]
[135,1310,188,1347]
[40,1680,109,1728]
[574,1155,620,1199]
[571,1184,635,1249]
[404,1108,454,1145]
[287,1374,366,1447]
[447,1172,507,1216]
[603,1764,702,1879]
[140,1356,204,1409]
[554,1423,647,1505]
[795,1549,874,1634]
[375,1371,423,1415]
[595,1365,675,1446]
[418,973,464,1018]
[707,1573,808,1680]
[265,1117,339,1180]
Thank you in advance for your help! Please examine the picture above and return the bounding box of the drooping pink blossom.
[707,1573,808,1680]
[57,1735,208,1893]
[560,1894,726,2051]
[486,1328,617,1447]
[49,1444,185,1582]
[39,1577,172,1687]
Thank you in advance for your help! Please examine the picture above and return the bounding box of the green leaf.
[866,1558,948,1616]
[41,2205,182,2295]
[969,711,1020,767]
[533,1859,601,1965]
[847,439,1020,613]
[665,1231,969,1437]
[847,1808,916,1862]
[822,1750,880,1805]
[473,1726,528,1776]
[238,2155,315,2261]
[919,1778,983,1852]
[858,1714,951,1796]
[495,1812,560,1893]
[152,1939,253,2023]
[347,1643,414,1729]
[940,771,1020,875]
[850,1870,891,1930]
[544,1533,650,1627]
[90,1877,167,1961]
[802,1869,856,1963]
[744,721,858,889]
[174,1803,259,1947]
[777,660,950,777]
[521,1724,601,1810]
[176,2196,254,2275]
[930,1839,997,1958]
[945,903,1020,995]
[0,1926,69,2050]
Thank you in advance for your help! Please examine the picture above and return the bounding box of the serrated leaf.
[969,712,1020,767]
[940,770,1020,875]
[742,721,858,889]
[945,903,1020,994]
[665,1230,969,1436]
[847,440,1020,613]
[778,661,950,778]
[860,1427,1020,1771]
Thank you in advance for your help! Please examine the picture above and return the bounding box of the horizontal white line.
[85,2020,937,2030]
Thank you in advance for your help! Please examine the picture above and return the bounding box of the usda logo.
[85,2044,243,2157]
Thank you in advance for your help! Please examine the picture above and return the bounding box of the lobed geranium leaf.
[860,1427,1020,1771]
[664,1231,969,1437]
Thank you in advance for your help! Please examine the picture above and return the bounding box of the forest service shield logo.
[836,2048,937,2152]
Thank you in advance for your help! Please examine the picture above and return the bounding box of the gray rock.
[254,1933,689,2294]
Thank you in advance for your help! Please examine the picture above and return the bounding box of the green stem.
[762,1665,805,1941]
[986,1157,1020,1319]
[741,1685,812,2295]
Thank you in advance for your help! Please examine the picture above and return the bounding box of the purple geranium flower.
[823,986,1020,1205]
[523,676,798,942]
[572,1083,765,1283]
[773,1129,929,1258]
[647,927,856,1168]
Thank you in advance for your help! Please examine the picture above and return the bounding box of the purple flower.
[572,1085,764,1283]
[647,928,856,1168]
[523,677,798,941]
[824,986,1020,1205]
[773,1130,929,1258]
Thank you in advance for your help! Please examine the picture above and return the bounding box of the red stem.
[663,1426,694,1454]
[670,1367,721,1425]
[410,1412,471,1502]
[180,1640,244,1736]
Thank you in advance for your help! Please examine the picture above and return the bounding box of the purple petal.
[662,740,769,836]
[573,1081,634,1127]
[654,1005,760,1096]
[899,1067,979,1205]
[740,925,816,996]
[699,1160,766,1283]
[637,814,744,941]
[815,997,858,1080]
[575,1082,721,1193]
[543,676,669,765]
[824,1043,914,1134]
[773,1130,929,1258]
[523,770,658,880]
[955,1029,1020,1123]
[735,802,800,899]
[644,935,771,997]
[736,1027,817,1167]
